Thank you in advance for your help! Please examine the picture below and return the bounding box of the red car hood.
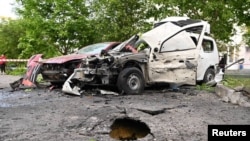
[41,54,89,64]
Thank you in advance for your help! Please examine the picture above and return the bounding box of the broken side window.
[160,31,196,52]
[202,40,214,52]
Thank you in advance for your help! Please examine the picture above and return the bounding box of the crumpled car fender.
[10,54,43,90]
[23,54,43,86]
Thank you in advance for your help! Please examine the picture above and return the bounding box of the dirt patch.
[1,75,250,141]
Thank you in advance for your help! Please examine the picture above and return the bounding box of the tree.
[89,0,153,42]
[0,19,24,59]
[149,0,250,52]
[151,0,238,42]
[15,0,250,57]
[231,0,250,46]
[17,0,94,57]
[244,26,250,46]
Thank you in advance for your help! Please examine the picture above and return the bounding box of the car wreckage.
[39,42,120,85]
[62,17,220,95]
[9,42,120,90]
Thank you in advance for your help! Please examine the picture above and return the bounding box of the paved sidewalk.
[225,69,250,77]
[0,75,21,88]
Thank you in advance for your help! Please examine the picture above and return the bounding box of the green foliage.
[0,19,24,58]
[89,0,153,42]
[196,84,215,92]
[24,88,32,92]
[222,75,250,89]
[16,0,95,57]
[7,67,26,76]
[36,74,44,83]
[197,76,250,92]
[230,0,250,26]
[0,0,249,59]
[230,0,250,46]
[151,0,237,42]
[244,26,250,46]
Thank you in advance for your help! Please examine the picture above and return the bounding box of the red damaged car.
[10,42,120,88]
[39,42,120,85]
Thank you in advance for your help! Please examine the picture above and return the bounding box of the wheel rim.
[206,73,214,81]
[127,73,140,90]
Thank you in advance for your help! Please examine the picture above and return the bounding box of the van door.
[196,38,219,81]
[148,30,199,85]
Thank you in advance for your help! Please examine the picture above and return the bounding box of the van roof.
[154,17,210,34]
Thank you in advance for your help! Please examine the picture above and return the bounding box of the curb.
[215,84,250,107]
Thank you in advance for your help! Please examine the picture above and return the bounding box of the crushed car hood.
[41,54,89,64]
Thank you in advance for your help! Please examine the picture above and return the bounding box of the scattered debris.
[9,78,37,91]
[115,106,127,115]
[233,86,250,98]
[215,84,250,107]
[48,85,61,91]
[9,78,23,90]
[136,108,166,116]
[97,89,119,96]
[135,105,188,116]
[208,58,245,86]
[233,86,243,92]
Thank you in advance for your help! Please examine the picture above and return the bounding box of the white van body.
[150,17,219,84]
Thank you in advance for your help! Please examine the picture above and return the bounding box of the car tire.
[117,67,145,95]
[203,68,215,83]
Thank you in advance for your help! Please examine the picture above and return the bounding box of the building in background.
[226,24,250,70]
[227,43,250,70]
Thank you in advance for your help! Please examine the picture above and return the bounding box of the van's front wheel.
[203,68,215,83]
[117,67,145,95]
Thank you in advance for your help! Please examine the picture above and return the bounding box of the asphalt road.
[0,75,250,141]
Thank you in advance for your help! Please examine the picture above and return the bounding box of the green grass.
[196,83,215,92]
[196,75,250,92]
[7,67,26,76]
[222,75,250,89]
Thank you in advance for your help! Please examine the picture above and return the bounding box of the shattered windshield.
[112,35,150,53]
[112,35,139,52]
[76,42,111,54]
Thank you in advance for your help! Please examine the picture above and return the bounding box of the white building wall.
[243,47,250,69]
[227,44,250,70]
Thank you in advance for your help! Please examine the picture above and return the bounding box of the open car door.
[142,21,207,85]
[148,33,198,85]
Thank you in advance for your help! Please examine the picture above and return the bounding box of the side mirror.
[154,47,159,53]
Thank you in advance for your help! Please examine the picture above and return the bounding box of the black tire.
[203,68,215,83]
[117,67,145,95]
